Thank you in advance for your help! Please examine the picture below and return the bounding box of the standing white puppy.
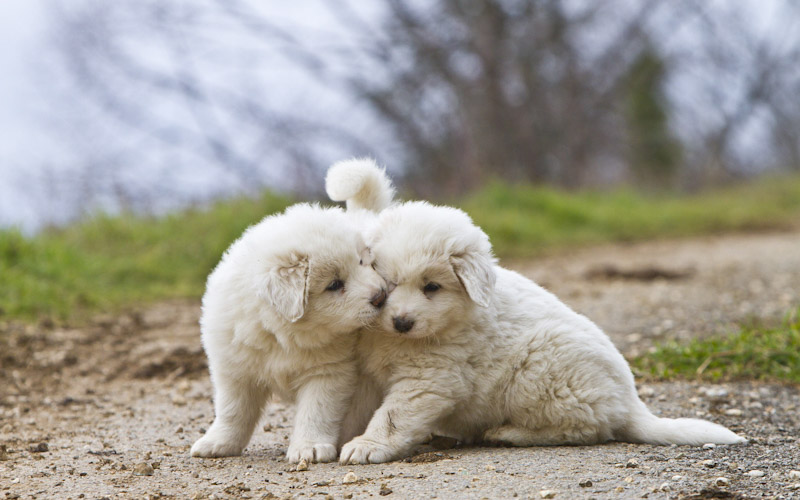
[191,203,387,463]
[327,170,745,465]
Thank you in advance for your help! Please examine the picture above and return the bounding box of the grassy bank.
[632,309,800,383]
[0,192,292,322]
[2,175,800,322]
[464,175,800,256]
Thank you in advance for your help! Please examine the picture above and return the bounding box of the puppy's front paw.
[286,441,337,463]
[191,431,244,458]
[339,437,397,464]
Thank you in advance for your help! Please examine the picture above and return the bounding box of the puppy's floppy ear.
[450,252,496,307]
[257,254,310,322]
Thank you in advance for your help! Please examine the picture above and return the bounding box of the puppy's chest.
[356,338,416,383]
[359,350,394,385]
[245,340,351,397]
[357,337,474,390]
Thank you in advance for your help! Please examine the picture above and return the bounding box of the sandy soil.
[2,230,799,499]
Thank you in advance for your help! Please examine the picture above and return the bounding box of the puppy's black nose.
[370,289,387,308]
[393,316,415,333]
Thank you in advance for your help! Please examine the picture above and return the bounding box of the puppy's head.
[366,202,496,339]
[243,204,387,336]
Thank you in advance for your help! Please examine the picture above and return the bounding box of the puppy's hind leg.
[483,424,604,447]
[191,372,269,458]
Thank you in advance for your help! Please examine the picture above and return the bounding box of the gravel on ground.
[2,229,799,499]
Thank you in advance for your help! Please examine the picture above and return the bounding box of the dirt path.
[2,230,799,499]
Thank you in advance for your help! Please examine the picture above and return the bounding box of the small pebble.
[702,443,716,450]
[29,442,49,453]
[615,486,625,493]
[343,471,358,484]
[639,386,655,397]
[295,458,309,472]
[578,479,592,488]
[703,387,728,398]
[788,483,800,490]
[176,379,191,393]
[659,482,670,492]
[724,409,743,416]
[790,470,800,479]
[133,462,154,476]
[714,477,730,487]
[624,476,634,483]
[745,470,765,478]
[539,490,556,499]
[484,464,496,471]
[626,458,638,468]
[672,475,683,481]
[614,463,625,468]
[701,460,717,468]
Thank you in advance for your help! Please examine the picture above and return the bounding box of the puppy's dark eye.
[326,279,345,291]
[423,282,441,293]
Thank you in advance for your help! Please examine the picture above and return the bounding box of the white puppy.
[324,158,398,446]
[332,195,745,464]
[190,203,388,463]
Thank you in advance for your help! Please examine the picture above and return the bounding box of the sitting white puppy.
[331,188,745,464]
[191,203,388,463]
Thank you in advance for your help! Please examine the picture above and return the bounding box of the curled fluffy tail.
[325,158,395,212]
[619,401,746,446]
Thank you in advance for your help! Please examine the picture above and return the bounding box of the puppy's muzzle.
[370,289,387,309]
[392,316,415,333]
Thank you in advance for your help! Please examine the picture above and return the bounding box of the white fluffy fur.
[326,158,395,213]
[337,202,745,464]
[190,203,388,463]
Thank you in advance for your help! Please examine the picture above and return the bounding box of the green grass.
[2,174,800,323]
[0,192,292,322]
[632,309,800,383]
[460,175,800,257]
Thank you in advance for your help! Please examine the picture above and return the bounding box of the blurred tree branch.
[48,0,800,208]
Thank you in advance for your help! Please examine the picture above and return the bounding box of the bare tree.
[46,0,800,211]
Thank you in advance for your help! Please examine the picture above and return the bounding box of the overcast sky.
[1,1,797,233]
[0,1,389,232]
[0,0,49,230]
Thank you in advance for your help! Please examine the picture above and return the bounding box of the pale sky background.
[0,0,49,230]
[0,1,797,232]
[0,1,393,232]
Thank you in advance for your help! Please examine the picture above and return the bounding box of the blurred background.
[2,0,800,232]
[2,0,800,323]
